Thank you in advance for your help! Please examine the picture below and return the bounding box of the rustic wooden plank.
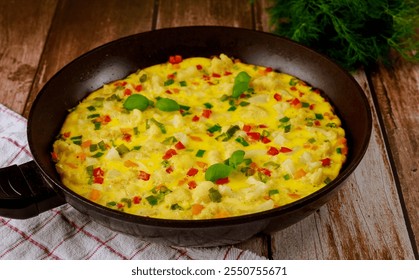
[156,0,268,258]
[156,0,253,28]
[23,0,155,118]
[254,1,415,259]
[369,54,419,251]
[0,0,57,114]
[270,72,415,260]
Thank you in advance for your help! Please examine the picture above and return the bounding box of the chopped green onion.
[179,104,190,111]
[208,188,222,203]
[94,122,101,130]
[284,124,291,133]
[315,113,324,120]
[116,144,130,156]
[289,78,298,86]
[220,94,230,101]
[207,124,222,133]
[89,144,98,152]
[162,136,178,145]
[92,152,104,158]
[70,135,82,145]
[106,94,122,101]
[269,189,279,196]
[203,102,213,109]
[164,79,174,86]
[121,198,132,208]
[139,74,147,83]
[196,149,206,158]
[179,81,187,87]
[283,174,291,180]
[261,130,270,137]
[87,113,100,119]
[146,195,159,206]
[235,136,249,146]
[87,106,96,111]
[150,118,166,134]
[98,141,106,151]
[86,165,93,176]
[279,116,290,123]
[258,172,269,183]
[170,203,183,210]
[264,161,280,169]
[106,201,117,207]
[223,125,240,141]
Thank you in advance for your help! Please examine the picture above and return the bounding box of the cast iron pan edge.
[26,26,372,246]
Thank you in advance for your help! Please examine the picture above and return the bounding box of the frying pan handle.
[0,161,66,219]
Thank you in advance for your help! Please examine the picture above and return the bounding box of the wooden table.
[1,0,417,259]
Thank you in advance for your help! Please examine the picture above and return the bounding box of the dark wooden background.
[0,0,417,259]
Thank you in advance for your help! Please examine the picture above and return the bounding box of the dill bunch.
[267,0,418,70]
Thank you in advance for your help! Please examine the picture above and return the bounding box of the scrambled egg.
[52,54,347,219]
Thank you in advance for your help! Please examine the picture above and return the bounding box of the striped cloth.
[0,104,265,260]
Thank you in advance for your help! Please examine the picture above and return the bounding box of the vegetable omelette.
[52,54,348,219]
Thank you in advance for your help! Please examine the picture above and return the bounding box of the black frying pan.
[0,26,372,247]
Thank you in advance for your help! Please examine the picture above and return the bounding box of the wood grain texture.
[369,54,419,250]
[156,0,253,28]
[0,0,57,114]
[254,0,415,259]
[270,72,415,260]
[23,0,155,118]
[1,0,416,260]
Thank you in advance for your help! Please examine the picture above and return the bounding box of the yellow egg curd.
[52,54,348,219]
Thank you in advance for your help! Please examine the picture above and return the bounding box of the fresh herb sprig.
[267,0,418,70]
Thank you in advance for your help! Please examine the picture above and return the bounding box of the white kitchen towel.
[0,104,265,260]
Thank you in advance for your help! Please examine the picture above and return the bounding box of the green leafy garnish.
[232,71,251,98]
[268,0,419,70]
[227,150,245,169]
[155,98,180,112]
[205,163,234,182]
[123,94,150,111]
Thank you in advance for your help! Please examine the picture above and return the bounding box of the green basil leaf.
[155,98,180,112]
[232,71,251,98]
[123,94,150,111]
[205,163,234,182]
[228,150,245,169]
